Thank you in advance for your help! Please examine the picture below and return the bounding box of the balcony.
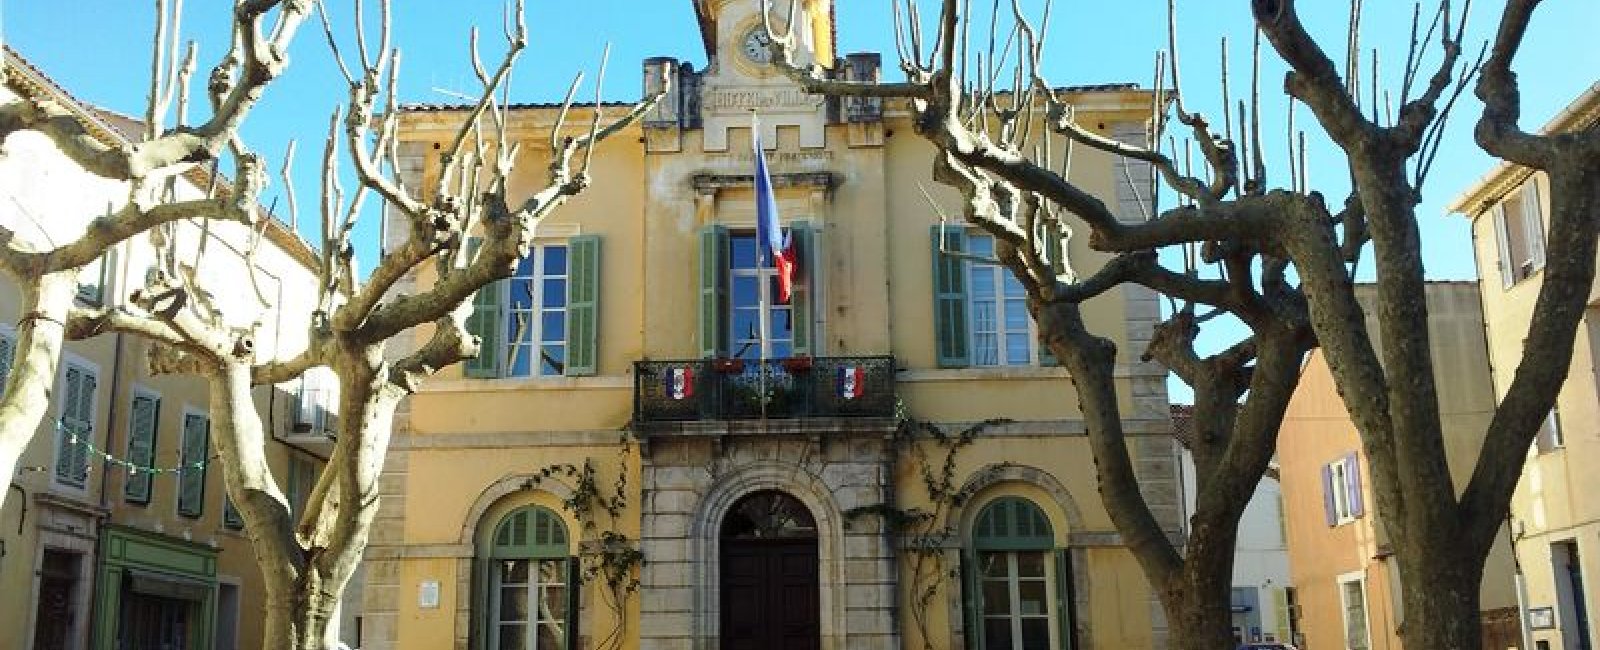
[632,356,897,429]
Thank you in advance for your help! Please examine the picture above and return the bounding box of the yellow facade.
[0,50,327,649]
[1448,83,1600,650]
[365,3,1178,650]
[1279,283,1520,650]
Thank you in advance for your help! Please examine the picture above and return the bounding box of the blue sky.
[5,1,1594,275]
[4,1,1596,396]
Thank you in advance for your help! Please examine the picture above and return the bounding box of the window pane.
[542,280,567,308]
[540,345,565,376]
[972,301,998,333]
[971,269,996,299]
[973,333,999,366]
[969,235,995,258]
[1020,618,1051,650]
[535,621,562,650]
[979,552,1008,578]
[984,617,1013,650]
[506,344,533,378]
[515,254,538,278]
[540,584,568,621]
[1018,580,1048,615]
[1006,333,1031,365]
[770,340,792,359]
[983,581,1012,615]
[1016,552,1045,578]
[772,306,793,338]
[507,311,534,344]
[1004,299,1029,330]
[733,276,759,307]
[1002,272,1025,296]
[731,236,758,269]
[542,312,565,342]
[508,279,535,310]
[542,246,567,276]
[732,310,759,344]
[501,586,530,621]
[498,625,528,650]
[500,559,530,583]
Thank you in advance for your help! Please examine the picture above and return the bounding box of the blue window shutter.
[790,221,817,356]
[124,395,160,504]
[932,225,970,367]
[566,235,602,376]
[699,225,729,358]
[1322,464,1337,526]
[1346,452,1364,517]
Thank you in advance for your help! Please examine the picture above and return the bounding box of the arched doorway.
[720,490,821,650]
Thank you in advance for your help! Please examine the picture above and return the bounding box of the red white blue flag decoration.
[837,365,865,400]
[666,367,694,400]
[754,125,796,304]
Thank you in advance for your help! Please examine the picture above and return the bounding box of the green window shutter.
[565,235,602,376]
[0,332,15,397]
[790,221,817,356]
[124,395,160,504]
[1055,548,1077,650]
[74,373,96,484]
[56,367,84,484]
[178,414,209,518]
[224,495,244,529]
[565,557,581,650]
[932,226,970,368]
[699,225,729,358]
[961,551,982,650]
[464,237,505,378]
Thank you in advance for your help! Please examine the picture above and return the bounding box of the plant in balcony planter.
[781,356,813,373]
[712,357,746,373]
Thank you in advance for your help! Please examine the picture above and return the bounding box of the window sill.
[423,375,631,393]
[899,366,1069,382]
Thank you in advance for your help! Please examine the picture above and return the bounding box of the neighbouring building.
[1279,282,1522,650]
[0,48,332,649]
[1448,82,1600,650]
[361,1,1183,649]
[1172,406,1296,646]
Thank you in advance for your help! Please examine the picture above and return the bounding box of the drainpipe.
[881,438,902,649]
[96,332,126,509]
[1509,517,1536,650]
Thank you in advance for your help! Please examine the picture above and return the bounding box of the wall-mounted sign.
[419,579,440,609]
[1529,606,1556,630]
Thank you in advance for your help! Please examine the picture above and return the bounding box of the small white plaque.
[418,580,440,609]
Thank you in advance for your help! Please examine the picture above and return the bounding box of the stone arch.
[954,463,1087,535]
[952,463,1095,650]
[458,472,577,546]
[689,460,849,650]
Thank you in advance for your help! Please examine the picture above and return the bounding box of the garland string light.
[59,418,207,476]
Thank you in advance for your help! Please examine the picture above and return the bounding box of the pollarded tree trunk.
[1163,529,1243,650]
[1396,546,1486,650]
[0,271,78,505]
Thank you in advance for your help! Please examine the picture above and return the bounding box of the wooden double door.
[720,538,820,650]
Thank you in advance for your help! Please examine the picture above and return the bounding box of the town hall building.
[361,1,1181,648]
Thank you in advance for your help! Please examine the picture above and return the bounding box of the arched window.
[478,506,577,650]
[963,497,1075,650]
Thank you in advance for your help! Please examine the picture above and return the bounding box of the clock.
[740,27,773,65]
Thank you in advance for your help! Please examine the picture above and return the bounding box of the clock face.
[741,28,773,65]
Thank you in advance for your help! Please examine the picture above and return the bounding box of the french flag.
[754,125,796,303]
[837,366,865,400]
[666,367,694,400]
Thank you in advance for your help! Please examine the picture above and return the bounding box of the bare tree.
[0,0,310,515]
[766,0,1599,648]
[1,1,662,647]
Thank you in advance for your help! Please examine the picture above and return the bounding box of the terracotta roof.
[398,100,638,113]
[2,46,320,272]
[1170,404,1194,450]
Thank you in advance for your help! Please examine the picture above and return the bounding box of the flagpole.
[753,110,770,420]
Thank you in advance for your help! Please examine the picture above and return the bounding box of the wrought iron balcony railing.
[633,356,896,423]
